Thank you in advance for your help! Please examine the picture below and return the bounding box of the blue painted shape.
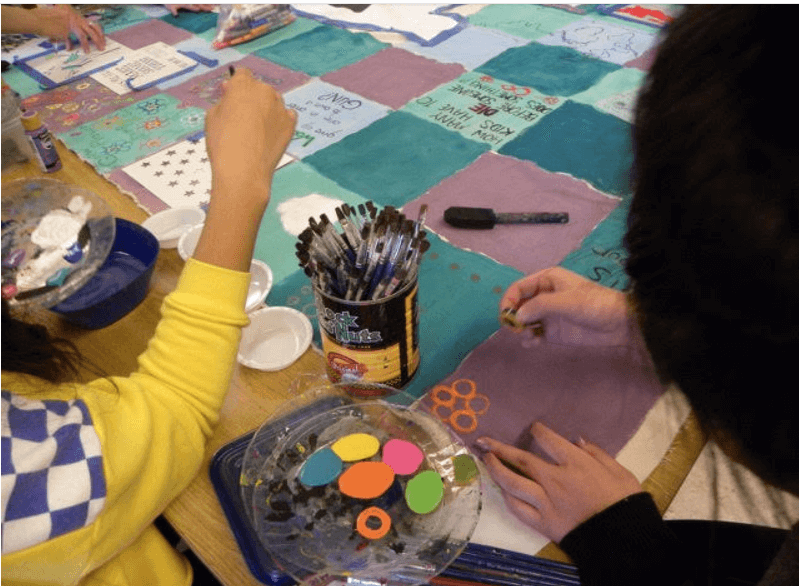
[476,42,619,97]
[304,111,488,208]
[499,100,634,196]
[299,447,343,487]
[253,25,387,77]
[560,197,630,290]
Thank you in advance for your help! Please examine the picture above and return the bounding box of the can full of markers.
[314,276,420,388]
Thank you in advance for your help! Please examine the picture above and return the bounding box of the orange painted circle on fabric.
[431,385,456,408]
[338,461,395,499]
[356,506,392,540]
[451,379,476,399]
[450,409,478,434]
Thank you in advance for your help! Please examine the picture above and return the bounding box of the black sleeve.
[558,492,691,586]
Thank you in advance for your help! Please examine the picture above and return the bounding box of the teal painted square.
[402,71,564,149]
[499,100,634,196]
[160,11,219,34]
[252,162,370,286]
[468,4,585,40]
[271,231,523,400]
[98,6,150,34]
[402,232,522,399]
[253,25,387,77]
[303,111,488,208]
[570,67,646,122]
[2,65,48,99]
[560,197,630,290]
[223,17,323,52]
[59,94,205,174]
[477,42,619,97]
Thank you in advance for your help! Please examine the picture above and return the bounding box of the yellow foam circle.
[331,433,381,462]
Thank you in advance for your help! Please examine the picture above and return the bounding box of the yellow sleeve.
[79,258,251,571]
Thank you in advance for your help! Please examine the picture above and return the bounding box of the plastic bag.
[212,4,294,50]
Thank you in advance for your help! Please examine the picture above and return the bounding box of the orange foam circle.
[338,461,395,499]
[356,506,391,540]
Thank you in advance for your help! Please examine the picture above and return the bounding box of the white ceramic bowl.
[177,224,273,312]
[237,306,313,371]
[177,222,203,261]
[246,259,273,313]
[142,207,205,249]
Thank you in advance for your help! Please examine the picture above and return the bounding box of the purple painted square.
[402,152,620,275]
[322,47,465,110]
[420,327,665,458]
[108,19,193,50]
[21,80,159,136]
[165,54,310,110]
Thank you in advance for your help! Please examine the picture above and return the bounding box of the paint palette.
[2,178,116,308]
[246,398,481,585]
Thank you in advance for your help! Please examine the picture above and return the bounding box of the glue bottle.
[21,110,62,173]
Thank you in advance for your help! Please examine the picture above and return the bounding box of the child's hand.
[477,422,644,543]
[204,68,297,209]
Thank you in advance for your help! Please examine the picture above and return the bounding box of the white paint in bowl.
[142,207,205,249]
[246,259,273,313]
[238,306,313,371]
[177,222,203,261]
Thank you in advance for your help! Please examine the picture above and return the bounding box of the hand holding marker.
[296,202,430,301]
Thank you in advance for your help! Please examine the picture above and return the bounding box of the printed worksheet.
[18,39,127,87]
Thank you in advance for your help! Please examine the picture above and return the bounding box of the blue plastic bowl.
[51,218,159,329]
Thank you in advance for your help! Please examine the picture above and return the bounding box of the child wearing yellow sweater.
[2,69,297,586]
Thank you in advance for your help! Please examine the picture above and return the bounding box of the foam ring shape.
[356,506,391,540]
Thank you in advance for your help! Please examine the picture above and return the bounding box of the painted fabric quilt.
[5,4,679,536]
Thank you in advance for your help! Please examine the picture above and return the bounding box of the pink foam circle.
[382,438,424,475]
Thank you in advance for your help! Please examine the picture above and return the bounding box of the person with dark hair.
[2,69,296,586]
[478,6,799,586]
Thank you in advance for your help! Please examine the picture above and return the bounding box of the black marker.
[444,206,569,229]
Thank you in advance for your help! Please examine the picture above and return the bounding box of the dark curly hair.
[626,6,799,489]
[2,299,83,383]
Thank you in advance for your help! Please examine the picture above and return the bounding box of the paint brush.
[443,206,569,229]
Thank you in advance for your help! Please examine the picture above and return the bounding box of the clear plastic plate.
[245,386,482,586]
[2,178,115,308]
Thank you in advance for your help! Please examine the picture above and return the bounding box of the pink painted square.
[402,152,621,276]
[322,47,465,110]
[108,19,193,50]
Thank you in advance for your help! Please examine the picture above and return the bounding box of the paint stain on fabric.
[405,470,444,514]
[382,439,424,475]
[331,433,381,462]
[276,193,346,237]
[338,461,395,499]
[298,447,343,487]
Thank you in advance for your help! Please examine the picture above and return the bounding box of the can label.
[315,282,419,388]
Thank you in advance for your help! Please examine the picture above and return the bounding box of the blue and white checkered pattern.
[2,390,106,554]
